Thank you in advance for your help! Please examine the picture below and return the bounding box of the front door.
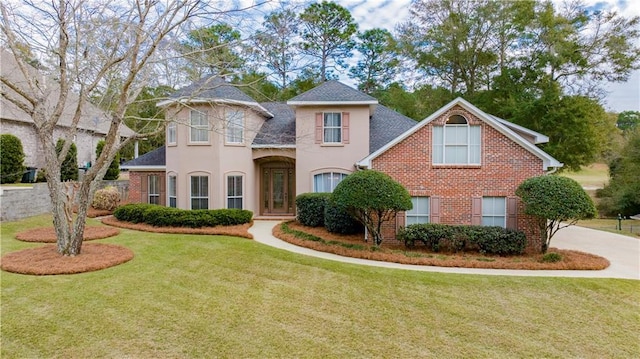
[262,164,295,215]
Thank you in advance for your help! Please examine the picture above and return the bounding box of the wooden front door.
[262,164,295,215]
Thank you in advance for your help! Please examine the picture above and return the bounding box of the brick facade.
[129,171,166,206]
[371,106,545,253]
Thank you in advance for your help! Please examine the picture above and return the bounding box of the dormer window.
[433,114,481,165]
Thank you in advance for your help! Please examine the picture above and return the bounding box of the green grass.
[576,218,640,238]
[561,163,609,188]
[2,215,640,358]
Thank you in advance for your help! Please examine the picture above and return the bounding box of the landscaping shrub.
[541,252,563,263]
[324,199,363,234]
[56,139,79,181]
[95,140,120,180]
[92,186,121,211]
[113,203,252,227]
[0,134,26,184]
[398,223,526,255]
[296,192,330,227]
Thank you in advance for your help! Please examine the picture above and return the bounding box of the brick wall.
[372,106,545,253]
[128,171,166,205]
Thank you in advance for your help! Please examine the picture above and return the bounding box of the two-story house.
[122,77,562,248]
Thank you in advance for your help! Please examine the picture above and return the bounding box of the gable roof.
[120,146,166,170]
[157,76,273,117]
[252,102,296,147]
[287,81,378,105]
[369,105,417,153]
[357,97,563,171]
[0,49,135,137]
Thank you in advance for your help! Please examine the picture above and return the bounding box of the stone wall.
[0,180,129,222]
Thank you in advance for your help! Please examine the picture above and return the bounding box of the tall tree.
[251,9,300,89]
[617,111,640,132]
[348,28,399,94]
[0,0,254,256]
[180,23,246,80]
[299,1,358,82]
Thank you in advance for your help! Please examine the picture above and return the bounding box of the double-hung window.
[482,197,506,227]
[406,197,430,225]
[433,115,481,165]
[226,109,244,144]
[168,175,177,208]
[313,172,347,193]
[324,112,342,143]
[190,110,208,143]
[227,175,243,209]
[148,175,160,205]
[190,175,209,209]
[167,122,176,144]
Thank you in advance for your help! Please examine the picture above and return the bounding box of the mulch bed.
[100,216,253,239]
[274,221,611,270]
[15,226,120,243]
[0,243,134,275]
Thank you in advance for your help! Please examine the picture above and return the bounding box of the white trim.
[157,98,274,118]
[286,100,378,106]
[120,165,166,171]
[356,97,563,171]
[491,115,549,144]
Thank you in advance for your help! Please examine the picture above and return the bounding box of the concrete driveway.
[249,221,640,280]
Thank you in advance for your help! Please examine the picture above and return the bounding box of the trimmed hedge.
[324,199,363,235]
[113,203,252,228]
[398,223,526,255]
[296,192,330,227]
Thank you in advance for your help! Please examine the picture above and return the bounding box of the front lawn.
[1,215,639,358]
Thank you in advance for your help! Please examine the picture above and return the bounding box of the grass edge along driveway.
[2,215,639,358]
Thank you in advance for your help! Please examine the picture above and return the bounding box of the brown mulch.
[274,221,610,270]
[15,226,120,243]
[101,216,253,239]
[0,243,134,275]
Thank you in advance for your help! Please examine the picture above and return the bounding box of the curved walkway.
[248,221,640,280]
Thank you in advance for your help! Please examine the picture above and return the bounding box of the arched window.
[313,172,348,192]
[433,115,481,164]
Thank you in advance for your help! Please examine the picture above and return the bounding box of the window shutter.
[342,112,350,144]
[396,211,406,231]
[471,197,482,225]
[506,197,518,229]
[315,113,323,144]
[430,196,441,223]
[140,174,148,204]
[159,175,166,206]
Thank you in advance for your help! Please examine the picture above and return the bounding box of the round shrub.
[0,134,26,184]
[92,186,121,211]
[296,192,330,227]
[324,199,363,234]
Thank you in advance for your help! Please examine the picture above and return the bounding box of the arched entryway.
[260,161,295,216]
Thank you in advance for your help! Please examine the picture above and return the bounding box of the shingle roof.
[120,146,166,168]
[369,105,417,153]
[169,76,258,103]
[287,81,378,104]
[252,102,296,146]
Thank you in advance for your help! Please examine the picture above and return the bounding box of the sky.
[292,0,640,113]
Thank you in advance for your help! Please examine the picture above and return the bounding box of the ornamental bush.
[296,192,330,227]
[0,134,26,184]
[324,199,363,235]
[113,203,252,227]
[92,186,121,211]
[95,140,120,180]
[398,223,526,255]
[56,139,79,181]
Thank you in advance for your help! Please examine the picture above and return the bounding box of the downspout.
[545,166,559,175]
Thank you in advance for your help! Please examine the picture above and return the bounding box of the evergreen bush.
[0,134,26,184]
[296,192,330,227]
[56,139,79,181]
[113,203,252,227]
[95,140,120,180]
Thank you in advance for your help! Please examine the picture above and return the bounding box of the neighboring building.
[123,77,562,247]
[0,49,135,171]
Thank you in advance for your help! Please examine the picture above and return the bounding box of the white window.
[190,175,209,209]
[167,122,176,144]
[313,172,347,193]
[227,175,243,209]
[482,197,506,227]
[324,112,342,143]
[226,109,244,144]
[148,175,160,205]
[168,175,177,208]
[406,197,430,225]
[190,110,209,143]
[433,115,481,165]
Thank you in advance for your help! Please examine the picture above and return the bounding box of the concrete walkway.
[248,221,640,280]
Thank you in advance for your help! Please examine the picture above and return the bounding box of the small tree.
[56,139,78,181]
[0,134,26,184]
[96,140,120,180]
[516,175,597,253]
[331,170,412,246]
